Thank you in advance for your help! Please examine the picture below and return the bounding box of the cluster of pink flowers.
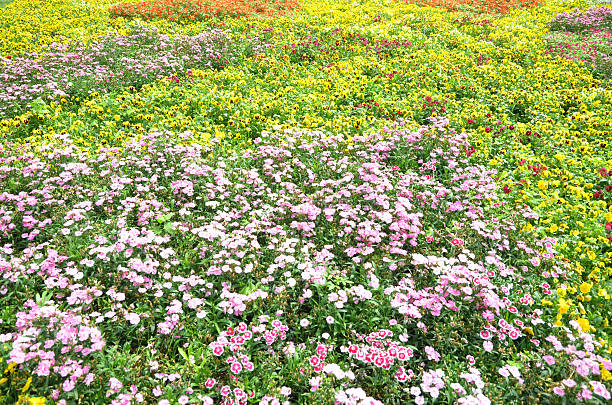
[7,300,104,400]
[0,25,271,116]
[1,115,610,402]
[346,329,415,382]
[551,6,612,33]
[210,318,288,378]
[334,387,383,405]
[547,6,612,78]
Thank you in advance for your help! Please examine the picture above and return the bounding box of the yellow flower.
[576,317,590,333]
[21,376,32,393]
[28,398,46,405]
[537,180,548,190]
[580,282,592,294]
[557,287,567,298]
[4,362,16,374]
[558,298,570,314]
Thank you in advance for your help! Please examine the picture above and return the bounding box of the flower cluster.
[109,0,301,22]
[5,301,105,401]
[0,24,268,116]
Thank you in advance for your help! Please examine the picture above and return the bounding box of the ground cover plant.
[0,0,611,403]
[0,24,270,116]
[546,6,612,77]
[405,0,543,15]
[109,0,301,21]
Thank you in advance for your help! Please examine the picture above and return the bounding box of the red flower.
[503,185,511,194]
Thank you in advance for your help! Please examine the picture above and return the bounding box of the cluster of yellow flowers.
[0,361,45,404]
[0,0,131,55]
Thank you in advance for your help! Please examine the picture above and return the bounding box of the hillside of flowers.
[0,0,611,404]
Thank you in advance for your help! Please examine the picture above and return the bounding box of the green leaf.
[31,97,50,115]
[178,348,189,363]
[157,213,174,223]
[164,222,175,233]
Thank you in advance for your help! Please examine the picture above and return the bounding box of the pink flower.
[300,319,310,327]
[590,381,611,400]
[231,362,243,374]
[178,395,189,405]
[125,312,141,325]
[562,379,576,388]
[109,377,123,392]
[542,355,555,365]
[425,346,440,362]
[553,386,565,396]
[310,376,321,392]
[326,316,335,324]
[62,379,75,392]
[582,387,592,400]
[205,378,216,388]
[483,341,493,352]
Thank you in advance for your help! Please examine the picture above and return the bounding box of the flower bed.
[0,0,611,403]
[0,24,269,116]
[546,6,612,78]
[109,0,301,21]
[1,118,609,403]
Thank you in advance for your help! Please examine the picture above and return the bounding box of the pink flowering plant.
[547,6,612,79]
[0,24,270,117]
[6,300,104,397]
[0,116,610,403]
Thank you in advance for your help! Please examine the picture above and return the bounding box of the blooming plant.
[109,0,301,22]
[547,6,612,78]
[0,24,269,116]
[1,0,612,403]
[1,116,610,403]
